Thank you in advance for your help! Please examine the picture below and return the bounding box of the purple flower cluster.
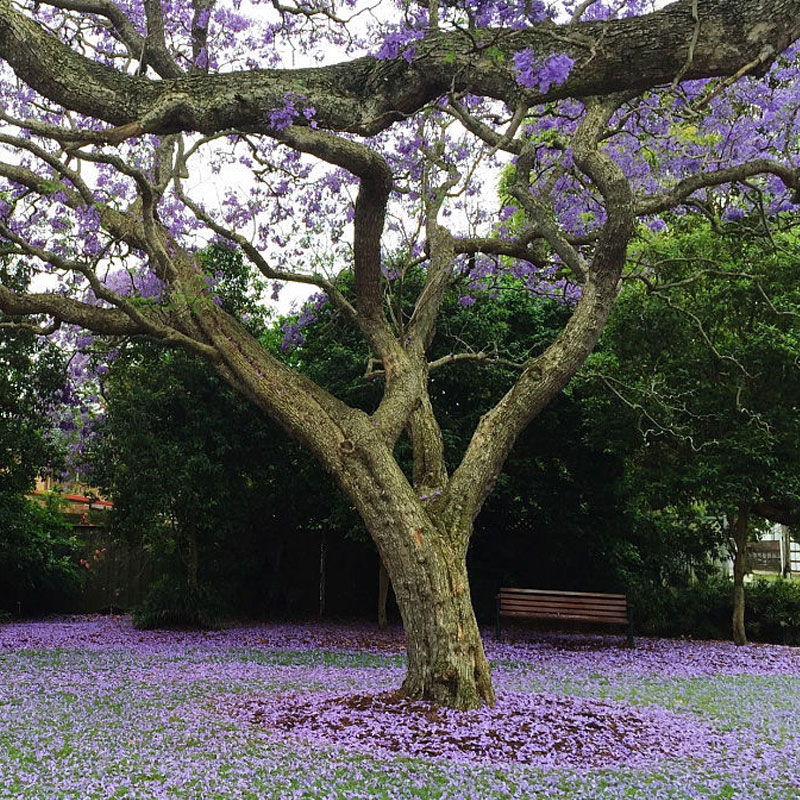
[268,93,317,132]
[280,292,329,351]
[375,29,424,64]
[513,48,575,92]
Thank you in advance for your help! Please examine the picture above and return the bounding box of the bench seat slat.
[500,610,629,624]
[499,598,628,609]
[499,598,628,610]
[500,609,627,620]
[500,602,628,612]
[499,588,627,600]
[499,608,627,619]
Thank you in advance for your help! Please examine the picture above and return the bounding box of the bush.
[0,496,85,615]
[746,578,800,645]
[632,574,800,644]
[631,574,731,640]
[132,576,227,629]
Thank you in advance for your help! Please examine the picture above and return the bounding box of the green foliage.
[746,578,800,645]
[88,224,800,633]
[90,342,283,625]
[608,503,723,596]
[0,332,66,495]
[0,495,84,615]
[199,242,272,332]
[571,216,800,621]
[633,574,800,644]
[631,573,732,639]
[131,575,227,629]
[0,258,74,616]
[583,217,800,515]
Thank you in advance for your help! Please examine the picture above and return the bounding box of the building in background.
[748,525,800,578]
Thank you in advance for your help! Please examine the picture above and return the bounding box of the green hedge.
[632,575,800,644]
[0,496,85,616]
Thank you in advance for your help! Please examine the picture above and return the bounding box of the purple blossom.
[375,30,423,62]
[537,53,575,93]
[194,47,209,69]
[724,207,747,221]
[280,320,304,351]
[269,93,317,131]
[514,49,574,92]
[513,48,538,89]
[195,7,211,28]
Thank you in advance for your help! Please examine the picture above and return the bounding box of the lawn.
[0,617,798,799]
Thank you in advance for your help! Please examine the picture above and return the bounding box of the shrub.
[0,496,85,615]
[632,574,800,644]
[132,575,227,629]
[746,578,800,645]
[631,574,731,640]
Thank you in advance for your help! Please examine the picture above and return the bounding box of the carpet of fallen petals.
[224,688,717,769]
[1,615,799,799]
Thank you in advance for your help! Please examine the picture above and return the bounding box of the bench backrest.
[497,588,629,624]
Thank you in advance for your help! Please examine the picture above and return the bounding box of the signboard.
[748,540,782,573]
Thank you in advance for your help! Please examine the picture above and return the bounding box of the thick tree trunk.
[398,553,493,709]
[370,519,494,709]
[731,505,750,646]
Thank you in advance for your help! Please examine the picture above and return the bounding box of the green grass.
[1,623,799,798]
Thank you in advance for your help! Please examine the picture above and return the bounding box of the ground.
[0,616,798,798]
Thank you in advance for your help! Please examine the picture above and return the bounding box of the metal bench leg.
[495,597,502,641]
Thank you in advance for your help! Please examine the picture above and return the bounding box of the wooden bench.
[496,587,634,647]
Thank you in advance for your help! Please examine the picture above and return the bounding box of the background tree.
[1,0,800,707]
[89,245,321,624]
[579,215,800,644]
[0,259,80,615]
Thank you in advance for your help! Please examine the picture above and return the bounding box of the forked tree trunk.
[731,505,750,646]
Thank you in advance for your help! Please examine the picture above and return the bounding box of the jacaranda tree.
[1,0,799,708]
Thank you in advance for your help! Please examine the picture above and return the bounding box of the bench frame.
[495,587,635,647]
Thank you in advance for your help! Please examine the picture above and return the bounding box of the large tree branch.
[440,96,633,541]
[452,234,548,267]
[637,159,800,216]
[0,285,145,337]
[2,0,798,138]
[751,499,800,527]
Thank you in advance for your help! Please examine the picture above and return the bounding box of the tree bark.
[381,526,494,709]
[377,557,390,630]
[731,504,750,646]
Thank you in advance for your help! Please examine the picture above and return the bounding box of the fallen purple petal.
[1,616,799,799]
